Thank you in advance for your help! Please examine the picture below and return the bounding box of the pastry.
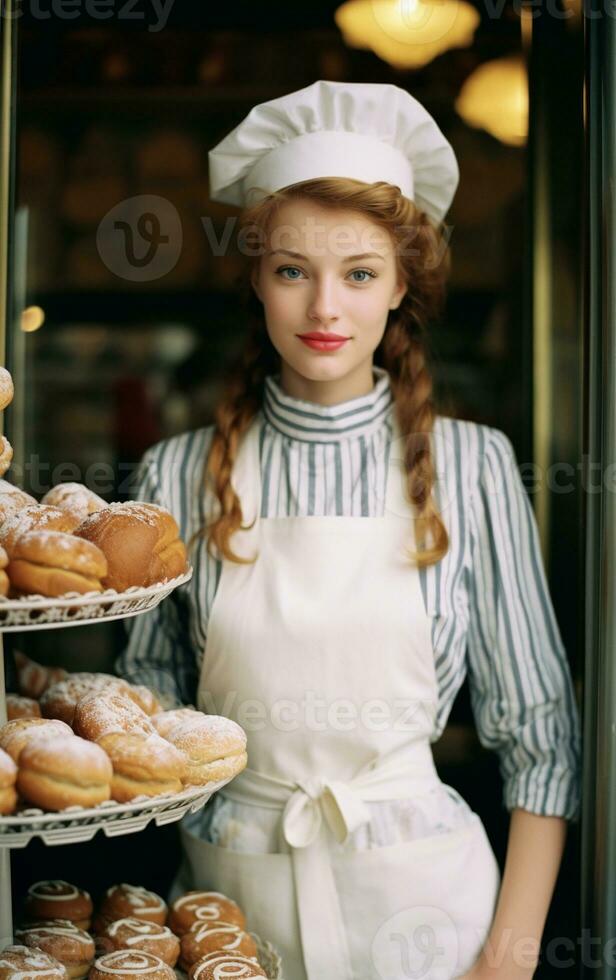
[0,435,13,478]
[41,483,107,525]
[167,893,246,936]
[0,504,80,554]
[93,886,168,933]
[0,946,67,980]
[0,745,17,814]
[150,708,198,740]
[0,366,14,411]
[87,951,174,980]
[17,734,113,810]
[163,716,247,787]
[0,543,8,596]
[73,691,154,741]
[96,920,179,967]
[6,693,41,720]
[23,882,93,931]
[6,530,108,597]
[0,480,37,524]
[127,686,161,717]
[40,675,134,727]
[189,954,265,980]
[15,921,95,979]
[96,732,185,802]
[74,502,187,592]
[0,718,74,763]
[14,652,68,699]
[179,923,257,970]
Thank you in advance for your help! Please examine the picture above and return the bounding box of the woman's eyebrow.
[266,248,387,262]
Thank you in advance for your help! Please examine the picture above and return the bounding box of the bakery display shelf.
[0,567,193,632]
[0,777,230,849]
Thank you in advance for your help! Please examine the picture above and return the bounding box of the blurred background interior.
[4,4,584,975]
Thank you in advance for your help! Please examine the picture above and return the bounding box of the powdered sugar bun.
[150,708,199,740]
[0,718,74,764]
[0,367,14,410]
[189,955,265,980]
[23,882,93,931]
[40,675,135,727]
[15,920,95,980]
[93,885,168,934]
[127,686,161,717]
[0,945,67,980]
[163,716,247,787]
[6,694,41,720]
[14,652,68,700]
[0,481,37,526]
[179,924,257,971]
[0,504,80,554]
[0,745,17,814]
[88,951,174,980]
[73,691,154,742]
[17,734,113,811]
[41,483,107,525]
[168,893,246,936]
[0,435,13,478]
[97,920,179,967]
[96,732,185,802]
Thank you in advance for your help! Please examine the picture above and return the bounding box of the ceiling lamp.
[454,55,528,146]
[334,0,480,70]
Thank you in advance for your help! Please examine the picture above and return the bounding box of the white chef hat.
[208,79,459,226]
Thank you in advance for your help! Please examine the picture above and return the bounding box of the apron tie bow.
[282,777,372,848]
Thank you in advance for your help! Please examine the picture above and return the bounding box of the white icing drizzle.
[27,881,82,902]
[16,919,93,946]
[0,945,66,980]
[173,893,236,921]
[191,956,260,980]
[188,923,243,948]
[106,919,169,943]
[104,885,165,914]
[93,952,167,975]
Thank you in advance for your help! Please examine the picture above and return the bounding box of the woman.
[118,81,581,980]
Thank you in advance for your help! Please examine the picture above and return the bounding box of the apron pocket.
[332,814,501,980]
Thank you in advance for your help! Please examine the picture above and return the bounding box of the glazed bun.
[96,732,185,802]
[189,954,265,980]
[179,923,257,970]
[15,920,95,980]
[0,718,74,763]
[23,881,93,931]
[0,745,17,814]
[163,716,247,787]
[0,504,80,554]
[94,885,168,933]
[96,920,179,967]
[40,675,134,727]
[73,691,154,741]
[0,480,37,524]
[6,530,108,598]
[88,951,174,980]
[0,946,67,980]
[14,652,68,699]
[7,694,41,720]
[17,734,113,810]
[73,502,187,592]
[41,483,107,525]
[167,893,246,936]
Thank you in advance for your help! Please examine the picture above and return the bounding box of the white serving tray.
[0,568,193,631]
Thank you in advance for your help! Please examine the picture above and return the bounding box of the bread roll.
[96,919,179,967]
[41,483,107,525]
[7,693,41,720]
[0,946,67,980]
[23,881,93,931]
[127,686,161,717]
[6,530,108,597]
[0,435,13,478]
[73,691,154,741]
[0,366,14,411]
[40,675,133,727]
[179,922,257,970]
[96,732,185,802]
[73,502,187,592]
[17,734,113,810]
[88,951,174,980]
[167,893,246,936]
[163,716,247,787]
[0,480,37,524]
[0,718,74,763]
[0,745,17,814]
[15,921,95,980]
[0,504,80,553]
[151,708,198,740]
[14,651,68,699]
[94,885,168,933]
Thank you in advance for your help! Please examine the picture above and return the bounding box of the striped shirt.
[117,365,581,821]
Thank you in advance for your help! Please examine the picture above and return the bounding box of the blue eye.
[349,269,377,283]
[276,266,304,280]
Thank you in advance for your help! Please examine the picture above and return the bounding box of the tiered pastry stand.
[0,569,240,944]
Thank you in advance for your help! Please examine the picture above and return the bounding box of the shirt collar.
[262,365,394,443]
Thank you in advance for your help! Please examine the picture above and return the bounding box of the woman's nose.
[307,279,340,324]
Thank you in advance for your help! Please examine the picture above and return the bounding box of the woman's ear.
[390,280,407,310]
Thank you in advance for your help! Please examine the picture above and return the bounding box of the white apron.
[174,412,501,980]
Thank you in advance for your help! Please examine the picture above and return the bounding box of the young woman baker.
[118,80,581,980]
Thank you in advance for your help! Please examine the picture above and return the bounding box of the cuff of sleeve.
[503,763,581,822]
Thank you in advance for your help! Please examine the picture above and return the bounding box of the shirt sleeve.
[114,447,198,709]
[466,425,581,821]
